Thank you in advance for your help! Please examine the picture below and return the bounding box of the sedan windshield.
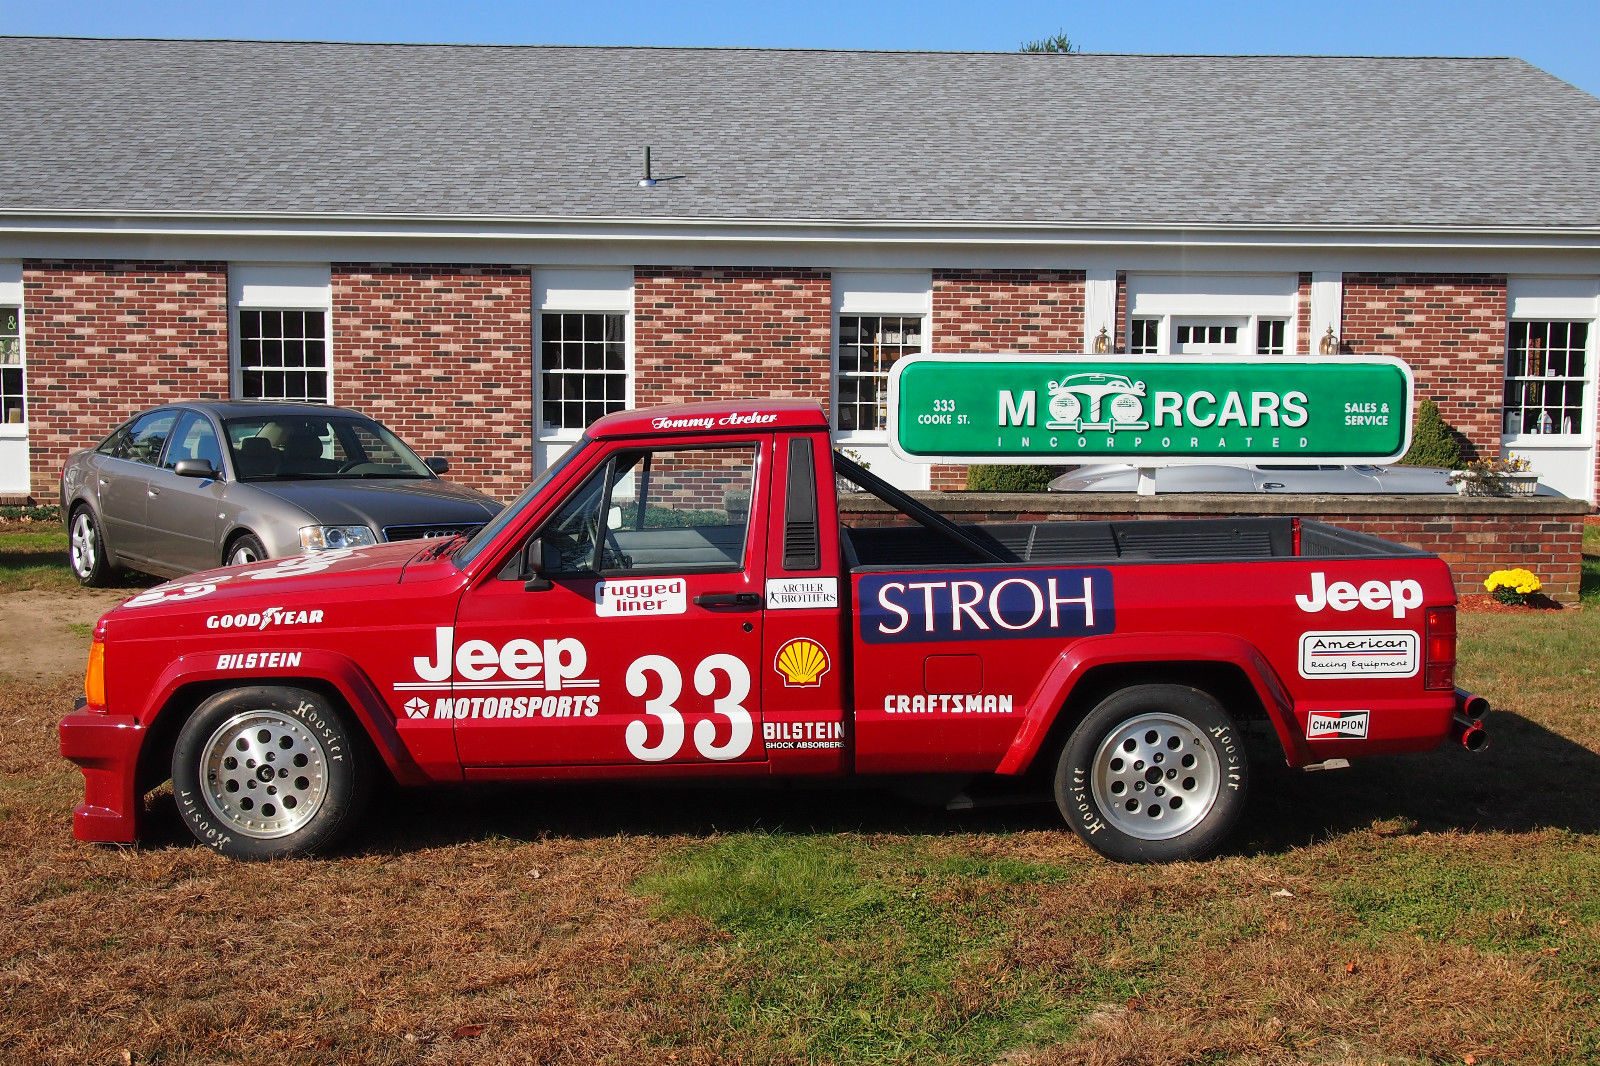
[223,415,434,481]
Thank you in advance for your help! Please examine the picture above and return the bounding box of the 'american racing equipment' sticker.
[1298,630,1419,679]
[857,568,1113,644]
[766,577,839,610]
[1306,710,1370,740]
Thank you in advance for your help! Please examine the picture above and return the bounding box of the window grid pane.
[1129,318,1159,355]
[237,308,330,403]
[540,311,628,432]
[836,314,924,432]
[1256,319,1287,355]
[1505,320,1588,435]
[0,306,21,425]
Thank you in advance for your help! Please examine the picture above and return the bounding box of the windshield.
[223,414,434,482]
[453,439,591,567]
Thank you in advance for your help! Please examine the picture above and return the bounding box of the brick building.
[1,38,1598,503]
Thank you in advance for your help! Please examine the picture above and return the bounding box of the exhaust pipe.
[1452,713,1489,752]
[1454,688,1490,724]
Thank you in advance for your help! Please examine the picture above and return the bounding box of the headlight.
[298,525,377,551]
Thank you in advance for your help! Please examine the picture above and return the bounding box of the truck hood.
[102,540,434,628]
[248,478,501,533]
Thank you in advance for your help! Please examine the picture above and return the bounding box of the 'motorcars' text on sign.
[888,355,1412,463]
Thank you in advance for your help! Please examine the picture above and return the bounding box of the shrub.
[0,504,60,523]
[966,465,1062,492]
[1400,399,1463,468]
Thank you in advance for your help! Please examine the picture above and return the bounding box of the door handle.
[147,487,161,498]
[694,592,761,608]
[1262,482,1284,490]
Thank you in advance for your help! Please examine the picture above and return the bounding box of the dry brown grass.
[3,606,1599,1064]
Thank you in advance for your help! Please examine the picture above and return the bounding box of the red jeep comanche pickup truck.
[61,400,1488,863]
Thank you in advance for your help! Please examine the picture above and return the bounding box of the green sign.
[888,355,1413,464]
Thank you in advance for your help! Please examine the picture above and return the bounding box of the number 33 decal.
[624,654,754,762]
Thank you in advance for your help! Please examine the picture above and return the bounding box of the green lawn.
[0,527,76,592]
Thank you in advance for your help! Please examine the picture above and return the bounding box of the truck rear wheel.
[1054,684,1248,863]
[171,686,372,860]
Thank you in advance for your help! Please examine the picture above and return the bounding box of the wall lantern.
[1318,326,1340,355]
[1092,326,1112,354]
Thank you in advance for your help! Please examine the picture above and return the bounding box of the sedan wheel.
[68,508,114,587]
[226,534,267,568]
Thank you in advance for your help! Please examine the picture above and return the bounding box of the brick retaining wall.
[839,492,1590,604]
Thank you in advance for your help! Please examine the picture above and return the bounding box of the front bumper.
[59,700,145,843]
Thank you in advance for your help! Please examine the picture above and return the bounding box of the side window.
[163,412,225,473]
[536,445,758,576]
[97,421,133,458]
[108,410,179,466]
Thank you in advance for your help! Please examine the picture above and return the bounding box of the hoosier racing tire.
[1054,684,1249,863]
[171,686,373,860]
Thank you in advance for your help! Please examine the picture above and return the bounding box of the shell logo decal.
[773,637,831,687]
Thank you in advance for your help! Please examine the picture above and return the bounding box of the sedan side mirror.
[173,458,220,480]
[425,456,450,475]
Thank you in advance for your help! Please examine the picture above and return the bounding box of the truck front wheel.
[1054,684,1249,863]
[171,686,372,860]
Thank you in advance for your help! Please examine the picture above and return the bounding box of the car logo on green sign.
[889,355,1412,464]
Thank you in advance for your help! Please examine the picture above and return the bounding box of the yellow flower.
[1485,568,1541,596]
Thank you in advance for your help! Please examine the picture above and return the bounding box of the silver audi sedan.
[61,401,502,586]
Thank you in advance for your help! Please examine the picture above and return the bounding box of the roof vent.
[638,146,657,188]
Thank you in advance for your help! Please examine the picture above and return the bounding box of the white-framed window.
[1123,275,1299,355]
[230,264,333,405]
[836,314,924,432]
[0,305,22,426]
[1129,318,1160,355]
[1504,321,1589,437]
[831,272,932,490]
[237,309,329,403]
[534,269,633,470]
[1256,319,1288,355]
[1502,278,1598,503]
[539,311,627,432]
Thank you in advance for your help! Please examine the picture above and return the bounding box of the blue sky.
[5,0,1598,97]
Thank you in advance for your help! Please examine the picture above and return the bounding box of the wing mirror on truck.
[521,537,562,592]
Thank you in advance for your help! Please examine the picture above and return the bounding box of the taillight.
[84,640,107,711]
[1424,606,1456,690]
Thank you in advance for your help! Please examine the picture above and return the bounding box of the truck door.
[446,438,770,768]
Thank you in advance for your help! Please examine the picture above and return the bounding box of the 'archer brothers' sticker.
[766,578,839,610]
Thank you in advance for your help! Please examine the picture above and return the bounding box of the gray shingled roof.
[3,36,1599,229]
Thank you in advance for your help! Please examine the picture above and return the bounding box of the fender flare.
[995,632,1303,775]
[138,648,436,786]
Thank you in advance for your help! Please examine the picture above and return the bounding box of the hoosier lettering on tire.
[1054,684,1249,863]
[170,686,373,860]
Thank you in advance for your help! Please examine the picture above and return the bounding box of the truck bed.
[842,517,1424,569]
